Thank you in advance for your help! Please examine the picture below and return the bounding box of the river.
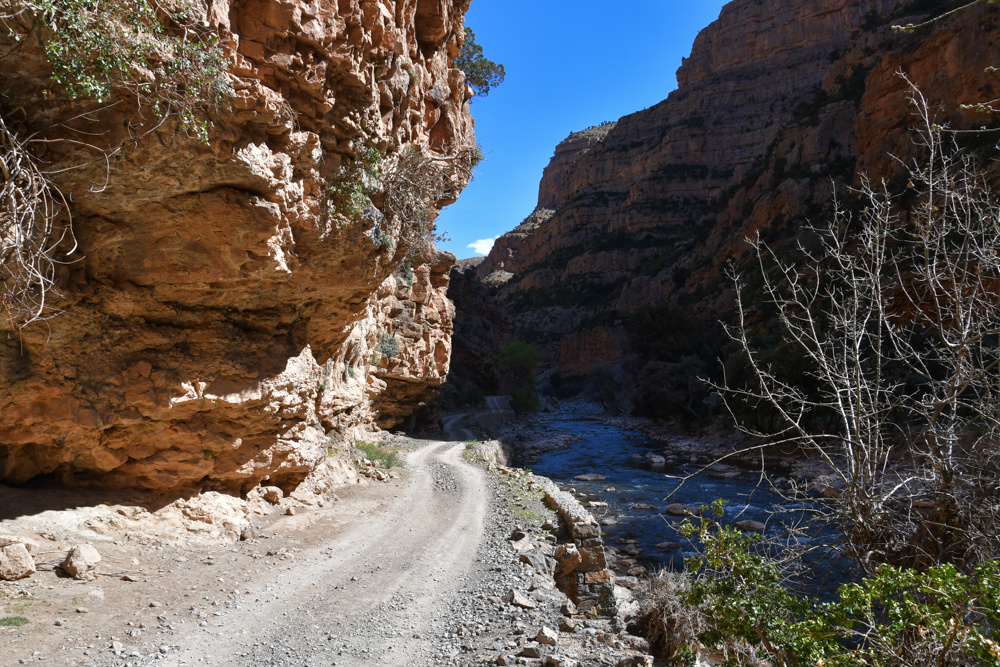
[517,405,787,571]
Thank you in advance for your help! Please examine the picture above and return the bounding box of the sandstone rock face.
[473,0,1000,374]
[0,1,474,493]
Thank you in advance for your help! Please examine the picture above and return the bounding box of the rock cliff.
[475,0,1000,377]
[441,256,514,406]
[0,0,476,494]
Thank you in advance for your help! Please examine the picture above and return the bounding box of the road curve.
[159,440,487,667]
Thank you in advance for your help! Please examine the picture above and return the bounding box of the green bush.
[328,145,381,222]
[499,341,541,414]
[354,441,402,469]
[14,0,232,140]
[376,333,400,359]
[644,501,1000,667]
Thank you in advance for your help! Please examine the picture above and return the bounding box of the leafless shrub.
[378,143,481,255]
[634,570,707,661]
[718,77,1000,572]
[0,115,76,329]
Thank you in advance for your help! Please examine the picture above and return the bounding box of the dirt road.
[155,440,487,667]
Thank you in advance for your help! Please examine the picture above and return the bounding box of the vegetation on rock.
[0,0,230,328]
[638,501,1000,666]
[455,27,504,98]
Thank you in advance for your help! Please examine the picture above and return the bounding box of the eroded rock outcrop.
[474,0,1000,375]
[0,0,474,494]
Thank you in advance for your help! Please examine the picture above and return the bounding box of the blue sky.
[436,0,731,259]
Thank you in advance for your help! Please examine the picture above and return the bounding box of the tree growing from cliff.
[498,341,540,415]
[719,80,1000,572]
[455,27,504,98]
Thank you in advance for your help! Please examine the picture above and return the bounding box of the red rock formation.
[0,0,475,493]
[475,0,1000,375]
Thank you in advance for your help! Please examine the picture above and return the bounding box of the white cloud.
[467,236,499,256]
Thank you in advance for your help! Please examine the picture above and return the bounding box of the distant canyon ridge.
[458,0,1000,389]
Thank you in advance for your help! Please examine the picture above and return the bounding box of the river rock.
[665,503,697,516]
[645,454,666,468]
[632,503,655,510]
[574,474,606,481]
[656,542,683,551]
[0,543,35,581]
[62,545,102,580]
[735,520,766,533]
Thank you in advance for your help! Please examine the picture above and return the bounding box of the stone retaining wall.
[532,475,618,617]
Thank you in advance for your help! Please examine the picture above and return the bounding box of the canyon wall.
[0,0,475,494]
[475,0,1000,377]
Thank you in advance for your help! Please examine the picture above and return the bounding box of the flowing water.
[521,406,786,571]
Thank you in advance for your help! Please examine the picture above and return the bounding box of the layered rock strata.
[475,0,1000,374]
[535,476,618,617]
[0,0,475,493]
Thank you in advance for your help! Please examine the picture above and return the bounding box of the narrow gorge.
[2,1,1000,666]
[467,0,1000,381]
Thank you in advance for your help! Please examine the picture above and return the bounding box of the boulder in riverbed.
[735,520,766,533]
[574,473,606,482]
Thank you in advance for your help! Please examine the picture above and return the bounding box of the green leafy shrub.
[328,145,381,222]
[455,27,504,98]
[376,333,400,359]
[641,501,1000,667]
[5,0,232,138]
[354,441,402,469]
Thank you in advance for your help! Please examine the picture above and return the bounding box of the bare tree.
[376,143,481,255]
[721,79,1000,572]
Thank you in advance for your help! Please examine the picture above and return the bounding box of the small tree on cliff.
[498,341,541,415]
[455,27,505,98]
